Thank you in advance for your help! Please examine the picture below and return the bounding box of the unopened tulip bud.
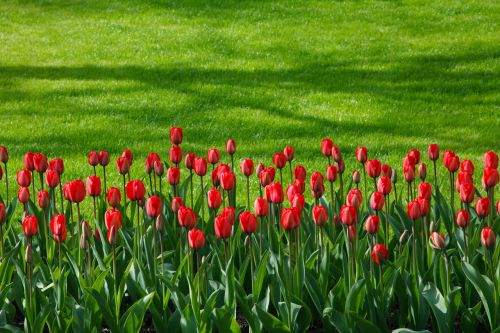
[429,220,436,233]
[399,230,409,243]
[391,169,397,184]
[80,233,88,249]
[156,214,165,231]
[418,163,426,181]
[25,243,32,263]
[352,170,360,184]
[430,232,445,250]
[82,220,92,240]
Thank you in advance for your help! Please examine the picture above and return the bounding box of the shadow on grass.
[0,48,498,155]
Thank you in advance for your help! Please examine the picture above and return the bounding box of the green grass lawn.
[0,0,499,200]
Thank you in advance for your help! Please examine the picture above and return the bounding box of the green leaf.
[420,282,449,333]
[120,292,155,333]
[255,306,290,333]
[462,261,498,330]
[392,329,432,333]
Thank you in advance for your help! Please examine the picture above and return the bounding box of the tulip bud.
[18,187,30,204]
[169,146,182,165]
[331,145,342,163]
[80,233,88,249]
[207,148,220,165]
[455,210,469,229]
[355,146,367,164]
[0,203,6,224]
[215,214,232,239]
[326,165,337,182]
[170,127,183,145]
[38,190,50,209]
[399,230,409,243]
[0,146,8,164]
[25,243,32,263]
[294,165,306,180]
[283,146,294,161]
[430,232,445,250]
[391,169,397,184]
[171,196,184,214]
[429,220,436,233]
[272,152,287,169]
[352,170,360,184]
[255,162,265,178]
[99,150,110,166]
[280,207,301,231]
[483,151,498,169]
[475,198,490,218]
[188,228,206,249]
[460,160,474,174]
[207,188,222,210]
[106,187,121,208]
[340,205,356,226]
[312,205,328,226]
[428,144,439,161]
[154,161,164,177]
[346,189,362,209]
[365,215,380,234]
[88,151,99,167]
[371,244,388,264]
[107,226,118,245]
[418,163,426,181]
[226,138,236,155]
[82,220,92,240]
[240,159,254,177]
[321,138,333,157]
[156,214,165,231]
[369,192,384,211]
[481,227,496,249]
[365,160,381,178]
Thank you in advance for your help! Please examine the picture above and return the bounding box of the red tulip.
[194,157,207,176]
[121,149,133,165]
[259,169,273,187]
[497,200,500,215]
[254,197,268,216]
[86,176,101,196]
[221,207,235,225]
[365,160,381,178]
[169,146,182,165]
[178,206,197,229]
[352,170,360,185]
[18,187,30,204]
[220,171,235,191]
[226,138,236,155]
[403,155,416,169]
[418,197,430,216]
[0,146,8,163]
[215,214,232,239]
[369,192,384,211]
[23,152,35,171]
[377,176,392,195]
[326,165,337,182]
[286,184,300,203]
[45,169,60,188]
[167,167,180,185]
[348,225,356,242]
[22,215,38,237]
[126,180,146,201]
[371,244,388,264]
[407,199,421,220]
[171,196,184,214]
[293,178,305,194]
[255,162,265,178]
[408,149,421,164]
[446,155,460,173]
[240,159,254,177]
[418,163,426,180]
[340,205,356,226]
[460,160,474,174]
[481,227,496,248]
[106,187,121,208]
[346,189,362,209]
[99,151,110,166]
[459,183,475,203]
[456,171,473,192]
[294,165,306,180]
[404,165,415,183]
[67,180,85,203]
[291,193,305,212]
[272,152,287,169]
[154,161,164,177]
[88,151,99,167]
[430,232,445,250]
[379,165,391,179]
[48,158,64,175]
[63,183,71,201]
[170,127,183,145]
[188,228,205,249]
[116,156,130,175]
[145,153,161,174]
[240,211,258,234]
[145,196,161,218]
[365,215,379,234]
[418,182,432,200]
[17,169,31,187]
[280,207,300,230]
[211,169,220,187]
[482,167,499,188]
[321,138,333,157]
[312,205,328,226]
[283,146,294,161]
[207,188,222,210]
[207,148,220,165]
[50,214,67,243]
[455,210,470,228]
[268,182,284,204]
[105,208,122,229]
[0,202,5,224]
[185,153,196,170]
[428,144,439,161]
[475,198,490,217]
[331,145,342,163]
[483,151,498,169]
[107,226,119,245]
[310,171,325,198]
[33,153,48,174]
[355,146,367,164]
[37,190,50,209]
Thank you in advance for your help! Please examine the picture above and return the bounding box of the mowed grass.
[0,0,499,203]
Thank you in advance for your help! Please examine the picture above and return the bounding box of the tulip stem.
[339,173,344,203]
[384,196,389,247]
[3,162,8,204]
[76,202,82,278]
[412,223,417,276]
[42,208,49,262]
[59,181,64,214]
[443,250,450,299]
[343,226,351,288]
[0,225,3,259]
[197,251,201,303]
[113,244,118,319]
[31,170,35,196]
[39,172,44,191]
[362,165,367,209]
[149,174,153,196]
[279,169,283,186]
[318,226,323,270]
[153,224,157,278]
[93,196,97,222]
[103,166,107,195]
[433,160,437,192]
[329,182,335,224]
[122,174,127,210]
[246,176,250,211]
[449,172,455,214]
[136,204,140,262]
[462,227,468,262]
[368,235,375,286]
[288,161,293,184]
[200,176,205,232]
[58,241,62,272]
[259,216,263,258]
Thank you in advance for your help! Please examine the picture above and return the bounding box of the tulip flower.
[365,215,379,235]
[352,170,360,187]
[283,145,294,179]
[226,138,236,157]
[340,205,356,226]
[377,176,391,196]
[340,204,356,287]
[240,159,254,209]
[22,214,37,310]
[18,186,30,205]
[220,171,235,193]
[313,205,328,226]
[418,163,426,181]
[460,160,474,174]
[146,196,162,218]
[291,193,305,213]
[86,176,101,197]
[126,180,146,202]
[267,182,284,204]
[106,187,121,208]
[407,199,421,274]
[221,207,235,225]
[187,227,205,299]
[254,197,268,252]
[207,188,222,211]
[483,151,498,169]
[207,148,220,167]
[23,215,38,238]
[170,127,183,145]
[346,189,362,210]
[17,169,31,188]
[443,151,459,212]
[459,183,474,204]
[44,169,60,190]
[88,150,99,176]
[321,138,333,161]
[369,192,384,212]
[475,197,490,221]
[294,165,306,181]
[167,167,180,194]
[483,167,499,222]
[38,190,50,209]
[331,145,342,163]
[310,171,325,202]
[172,196,184,215]
[430,232,451,295]
[178,206,197,229]
[50,214,67,243]
[240,211,258,234]
[365,159,381,192]
[145,152,161,191]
